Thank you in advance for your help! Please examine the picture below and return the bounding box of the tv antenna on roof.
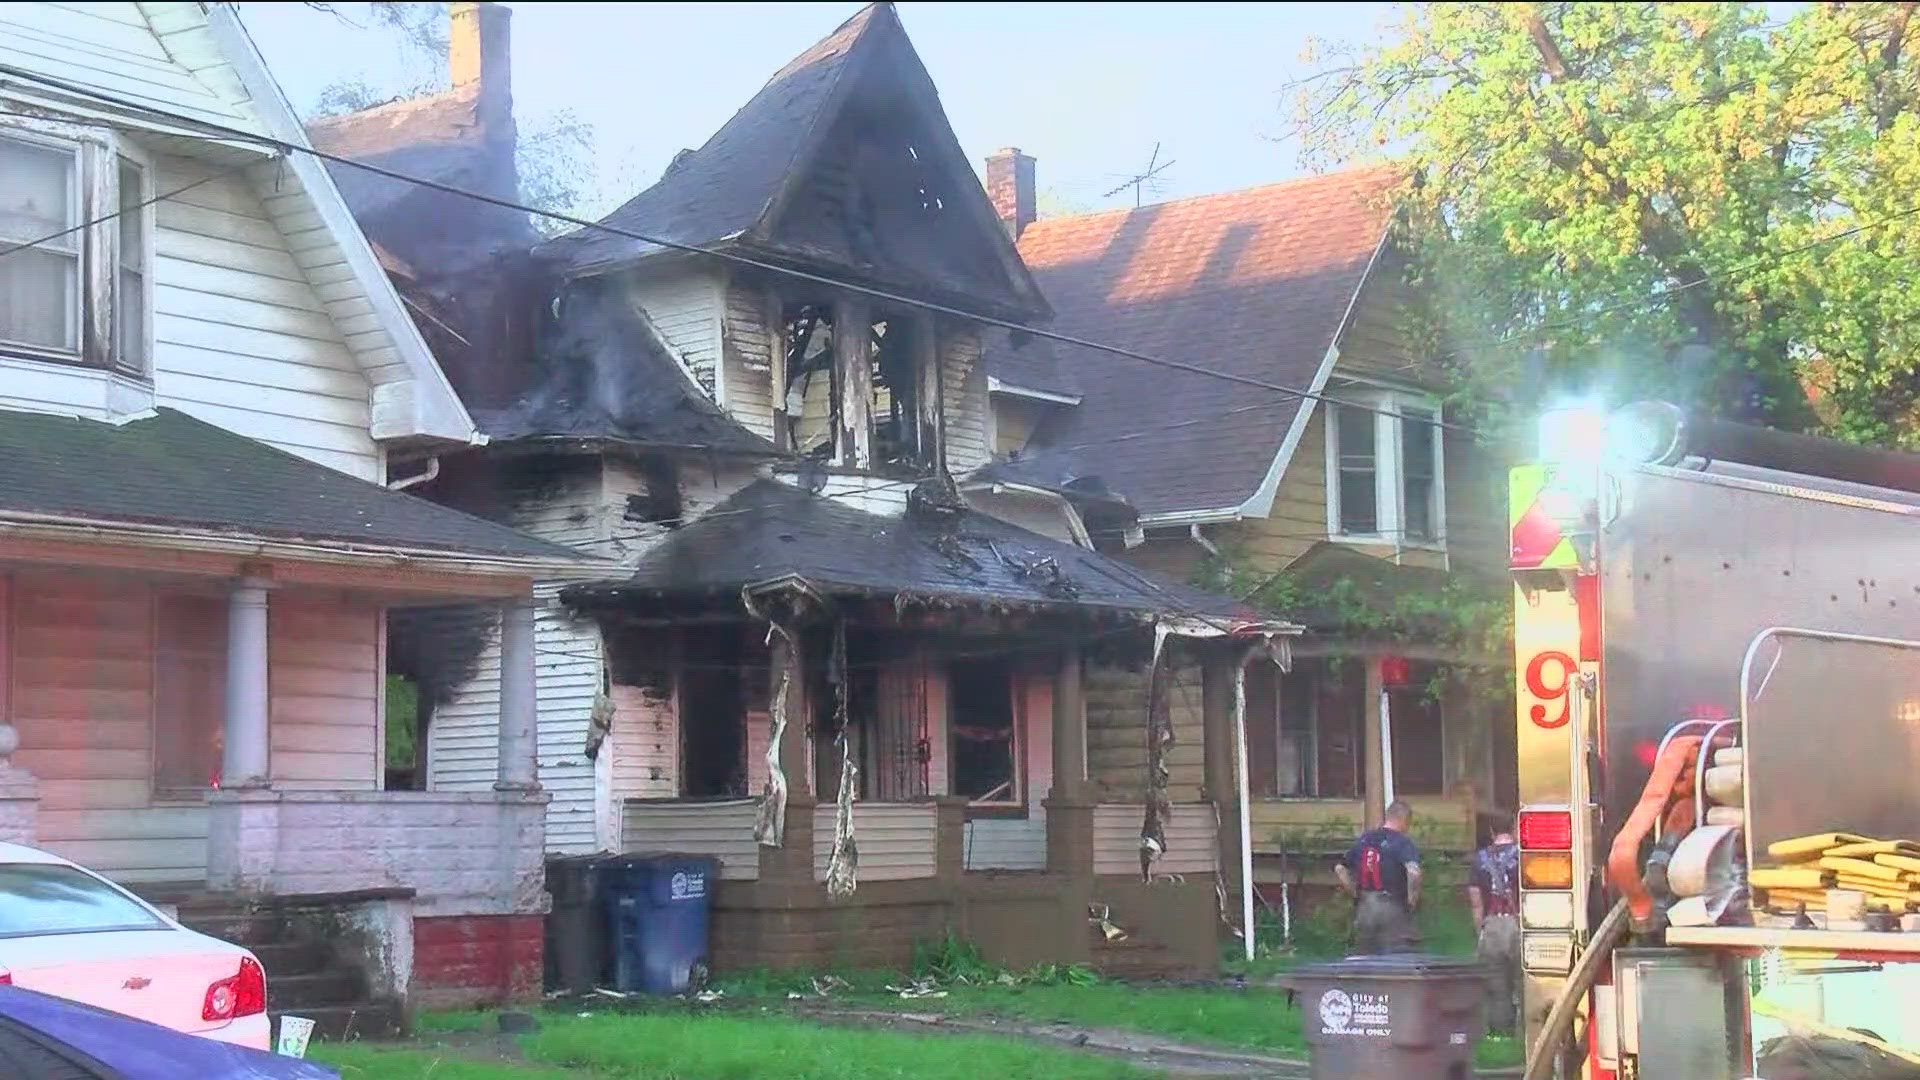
[1102,142,1176,207]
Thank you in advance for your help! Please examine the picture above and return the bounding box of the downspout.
[389,455,441,491]
[1189,524,1221,558]
[1231,650,1255,962]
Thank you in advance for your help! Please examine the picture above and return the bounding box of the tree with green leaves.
[1293,3,1920,445]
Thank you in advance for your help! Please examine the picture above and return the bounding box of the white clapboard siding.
[964,812,1047,871]
[427,466,606,853]
[610,683,677,800]
[1093,804,1218,877]
[812,803,938,881]
[941,325,991,475]
[622,800,761,881]
[722,281,777,440]
[0,3,259,133]
[628,270,725,399]
[148,154,381,480]
[269,594,380,791]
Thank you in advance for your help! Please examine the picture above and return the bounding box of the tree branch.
[1525,13,1575,81]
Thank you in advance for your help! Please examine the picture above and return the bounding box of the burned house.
[313,2,1290,973]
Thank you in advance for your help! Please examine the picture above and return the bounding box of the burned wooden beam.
[832,297,873,469]
[912,314,945,474]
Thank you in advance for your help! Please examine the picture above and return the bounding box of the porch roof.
[0,408,594,573]
[566,478,1267,623]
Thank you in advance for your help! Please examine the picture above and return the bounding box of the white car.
[0,842,270,1050]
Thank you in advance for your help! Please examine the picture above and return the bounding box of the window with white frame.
[1326,393,1445,546]
[0,127,149,377]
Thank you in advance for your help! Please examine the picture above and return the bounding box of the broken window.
[384,674,426,791]
[680,627,750,798]
[949,657,1018,805]
[779,301,939,474]
[1388,662,1445,796]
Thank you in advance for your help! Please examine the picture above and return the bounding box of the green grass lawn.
[316,1010,1162,1080]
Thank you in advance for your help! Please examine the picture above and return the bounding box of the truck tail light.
[1519,808,1574,850]
[0,970,12,985]
[203,956,266,1021]
[1523,850,1576,889]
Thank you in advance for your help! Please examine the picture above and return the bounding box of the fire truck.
[1511,401,1920,1078]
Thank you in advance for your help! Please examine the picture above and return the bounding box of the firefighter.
[1335,799,1423,954]
[1469,816,1522,1035]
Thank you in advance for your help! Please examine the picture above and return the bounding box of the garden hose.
[1522,897,1631,1080]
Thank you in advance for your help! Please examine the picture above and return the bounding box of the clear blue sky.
[239,2,1395,217]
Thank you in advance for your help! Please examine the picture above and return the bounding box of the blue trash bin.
[600,853,716,994]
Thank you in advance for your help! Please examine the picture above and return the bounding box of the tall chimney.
[985,148,1036,239]
[448,2,517,199]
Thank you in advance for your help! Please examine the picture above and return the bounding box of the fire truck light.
[1521,890,1575,929]
[1518,808,1574,850]
[1522,850,1576,890]
[1537,399,1686,467]
[1538,400,1607,465]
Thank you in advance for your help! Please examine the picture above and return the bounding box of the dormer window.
[0,126,149,377]
[778,297,942,476]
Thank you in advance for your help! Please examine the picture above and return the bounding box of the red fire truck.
[1511,401,1920,1078]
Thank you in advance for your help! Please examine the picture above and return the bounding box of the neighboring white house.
[0,2,593,1010]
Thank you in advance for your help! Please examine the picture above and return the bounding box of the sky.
[238,2,1398,219]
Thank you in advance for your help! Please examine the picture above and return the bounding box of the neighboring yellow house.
[976,162,1514,892]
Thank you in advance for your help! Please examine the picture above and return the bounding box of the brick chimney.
[985,148,1036,239]
[449,2,517,198]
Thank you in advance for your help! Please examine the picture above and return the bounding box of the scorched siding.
[628,270,726,400]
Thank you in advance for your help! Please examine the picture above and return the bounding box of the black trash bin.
[600,853,717,994]
[544,854,610,995]
[1285,954,1487,1079]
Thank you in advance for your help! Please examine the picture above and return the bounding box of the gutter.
[0,510,609,580]
[986,376,1083,406]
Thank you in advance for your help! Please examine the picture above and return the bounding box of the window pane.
[115,267,144,373]
[0,865,167,938]
[1402,410,1437,541]
[117,158,144,266]
[0,247,78,351]
[154,595,227,792]
[0,137,77,250]
[1336,405,1378,534]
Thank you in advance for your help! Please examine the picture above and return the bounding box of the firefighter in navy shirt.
[1334,799,1423,954]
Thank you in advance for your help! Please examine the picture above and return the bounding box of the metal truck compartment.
[1597,463,1920,832]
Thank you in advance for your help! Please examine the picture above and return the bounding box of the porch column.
[496,595,538,790]
[1362,655,1387,828]
[221,581,271,789]
[1051,645,1086,799]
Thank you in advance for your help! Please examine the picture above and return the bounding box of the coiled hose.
[1521,897,1631,1080]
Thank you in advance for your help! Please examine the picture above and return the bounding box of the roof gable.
[987,167,1401,519]
[538,4,1047,320]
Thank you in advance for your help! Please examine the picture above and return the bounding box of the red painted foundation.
[413,914,543,1009]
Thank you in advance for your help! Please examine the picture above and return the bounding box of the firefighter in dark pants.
[1470,817,1523,1035]
[1335,800,1423,954]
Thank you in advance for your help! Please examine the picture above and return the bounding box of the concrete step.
[277,1000,405,1042]
[267,968,367,1011]
[176,910,290,949]
[251,939,333,979]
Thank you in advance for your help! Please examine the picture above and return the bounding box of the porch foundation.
[0,769,39,845]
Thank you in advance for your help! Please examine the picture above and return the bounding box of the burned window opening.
[781,301,937,475]
[950,656,1018,805]
[782,301,837,460]
[678,626,764,799]
[623,457,683,527]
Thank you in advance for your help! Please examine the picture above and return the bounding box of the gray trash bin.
[1285,954,1487,1079]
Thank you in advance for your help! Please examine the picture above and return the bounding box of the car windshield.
[0,864,167,937]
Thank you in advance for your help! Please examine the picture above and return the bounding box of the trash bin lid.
[602,853,719,871]
[1288,954,1488,980]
